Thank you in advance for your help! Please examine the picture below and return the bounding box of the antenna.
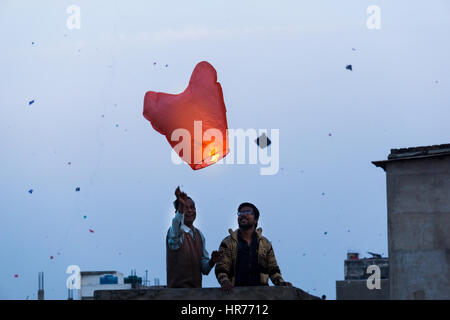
[145,270,149,286]
[38,272,44,300]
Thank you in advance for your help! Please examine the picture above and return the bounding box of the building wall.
[80,272,132,299]
[336,280,389,300]
[345,258,389,280]
[385,156,450,300]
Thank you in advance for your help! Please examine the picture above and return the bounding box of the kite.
[143,61,229,170]
[255,133,271,148]
[346,65,353,71]
[29,100,35,105]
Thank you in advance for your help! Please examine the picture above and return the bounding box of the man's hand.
[175,186,188,213]
[221,279,233,294]
[279,280,293,287]
[209,250,223,267]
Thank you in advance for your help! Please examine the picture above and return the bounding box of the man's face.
[238,206,257,230]
[183,198,196,224]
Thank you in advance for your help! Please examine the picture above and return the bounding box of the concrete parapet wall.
[94,286,321,300]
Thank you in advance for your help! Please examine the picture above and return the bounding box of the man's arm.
[199,230,213,275]
[199,231,224,275]
[167,211,184,250]
[215,240,232,287]
[266,243,286,286]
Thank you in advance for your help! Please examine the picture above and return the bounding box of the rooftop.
[373,143,450,170]
[80,271,118,276]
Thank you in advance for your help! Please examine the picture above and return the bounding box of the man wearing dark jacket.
[215,202,292,293]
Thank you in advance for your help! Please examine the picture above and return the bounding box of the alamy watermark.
[66,265,81,290]
[66,5,81,30]
[366,265,381,289]
[366,5,381,30]
[169,122,279,175]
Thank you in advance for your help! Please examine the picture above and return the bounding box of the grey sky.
[0,0,449,299]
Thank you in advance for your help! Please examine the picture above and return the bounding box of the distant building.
[79,271,132,300]
[373,143,450,300]
[336,252,389,300]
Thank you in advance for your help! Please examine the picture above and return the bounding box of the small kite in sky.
[255,133,271,148]
[324,231,328,235]
[89,229,94,233]
[75,187,80,192]
[14,274,19,278]
[143,61,229,170]
[28,189,33,194]
[50,256,54,260]
[83,215,87,219]
[29,100,35,105]
[346,65,353,71]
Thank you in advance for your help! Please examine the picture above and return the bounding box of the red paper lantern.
[143,61,229,170]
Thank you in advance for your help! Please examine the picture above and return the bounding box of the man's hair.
[173,197,195,211]
[238,202,260,221]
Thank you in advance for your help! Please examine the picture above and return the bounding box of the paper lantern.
[143,61,229,170]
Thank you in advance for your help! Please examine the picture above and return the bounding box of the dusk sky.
[1,0,449,299]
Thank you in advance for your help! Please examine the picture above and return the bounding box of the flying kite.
[143,61,229,170]
[255,133,271,149]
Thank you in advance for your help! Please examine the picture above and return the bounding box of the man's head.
[174,197,196,226]
[237,202,260,231]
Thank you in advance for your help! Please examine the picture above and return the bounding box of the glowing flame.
[210,147,219,163]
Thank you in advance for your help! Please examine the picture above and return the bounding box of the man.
[166,186,222,288]
[215,202,292,293]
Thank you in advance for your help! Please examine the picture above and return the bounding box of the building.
[79,271,132,300]
[373,143,450,300]
[336,252,389,300]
